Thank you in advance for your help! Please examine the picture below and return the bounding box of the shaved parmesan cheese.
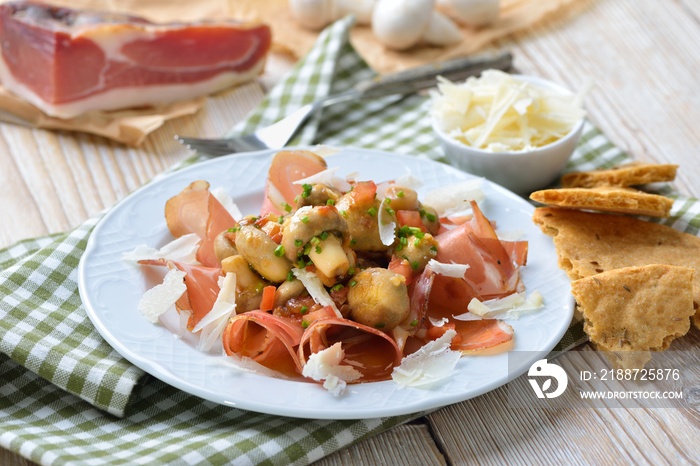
[292,267,342,317]
[392,329,462,388]
[429,316,449,327]
[138,268,187,324]
[495,229,525,241]
[378,198,397,246]
[467,290,545,319]
[428,259,469,278]
[423,178,484,216]
[302,342,362,396]
[431,70,587,152]
[194,273,237,352]
[122,233,200,264]
[452,312,483,321]
[293,167,352,192]
[211,187,243,220]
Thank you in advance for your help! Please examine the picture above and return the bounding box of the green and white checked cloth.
[2,16,699,466]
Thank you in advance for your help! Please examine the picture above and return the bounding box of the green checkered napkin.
[2,16,699,466]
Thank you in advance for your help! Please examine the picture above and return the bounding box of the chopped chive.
[326,199,335,206]
[297,258,306,268]
[301,216,309,223]
[340,210,347,218]
[350,280,357,287]
[319,231,329,240]
[396,190,405,198]
[330,284,344,292]
[310,237,320,245]
[294,195,300,204]
[302,321,309,328]
[315,245,322,254]
[410,319,419,327]
[385,206,395,216]
[350,238,356,245]
[348,267,356,275]
[294,239,303,247]
[287,271,295,281]
[300,305,308,315]
[282,202,292,213]
[367,207,377,216]
[430,245,438,253]
[301,183,312,198]
[411,261,419,270]
[425,212,437,222]
[303,243,312,255]
[274,245,285,257]
[277,215,284,224]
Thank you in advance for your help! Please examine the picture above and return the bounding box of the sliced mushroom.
[280,205,352,280]
[221,254,265,312]
[234,225,291,283]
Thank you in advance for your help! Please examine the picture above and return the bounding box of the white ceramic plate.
[79,147,573,420]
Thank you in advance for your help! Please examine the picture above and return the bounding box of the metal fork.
[176,50,513,157]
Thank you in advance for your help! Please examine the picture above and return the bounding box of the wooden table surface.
[2,0,700,464]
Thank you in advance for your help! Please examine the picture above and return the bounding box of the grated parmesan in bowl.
[430,70,588,195]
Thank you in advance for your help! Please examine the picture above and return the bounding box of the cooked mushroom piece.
[213,229,237,263]
[273,279,306,308]
[418,204,441,236]
[347,267,410,330]
[296,183,342,207]
[280,205,352,280]
[384,186,420,211]
[234,225,291,283]
[394,232,439,272]
[336,186,396,253]
[221,254,266,312]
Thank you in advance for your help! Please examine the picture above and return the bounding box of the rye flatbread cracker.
[561,162,678,188]
[530,186,673,217]
[571,264,694,353]
[532,207,700,328]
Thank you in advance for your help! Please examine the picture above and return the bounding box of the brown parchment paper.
[227,0,585,73]
[0,0,243,145]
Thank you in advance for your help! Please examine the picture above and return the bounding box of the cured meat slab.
[0,1,271,118]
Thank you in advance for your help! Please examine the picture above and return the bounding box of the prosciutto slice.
[299,317,403,383]
[164,180,236,268]
[0,1,271,118]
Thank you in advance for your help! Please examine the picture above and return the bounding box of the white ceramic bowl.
[432,75,584,195]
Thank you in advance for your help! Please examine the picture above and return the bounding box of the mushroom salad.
[128,149,539,395]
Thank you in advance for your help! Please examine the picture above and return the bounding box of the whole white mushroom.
[422,11,463,46]
[372,0,436,50]
[289,0,376,30]
[372,0,462,50]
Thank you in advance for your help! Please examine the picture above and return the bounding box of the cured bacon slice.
[263,150,328,215]
[138,259,221,328]
[424,319,514,352]
[0,1,271,118]
[164,180,236,268]
[223,310,305,378]
[299,318,403,383]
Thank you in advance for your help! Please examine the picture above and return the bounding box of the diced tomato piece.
[350,180,377,205]
[388,255,414,285]
[260,286,276,311]
[396,210,427,232]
